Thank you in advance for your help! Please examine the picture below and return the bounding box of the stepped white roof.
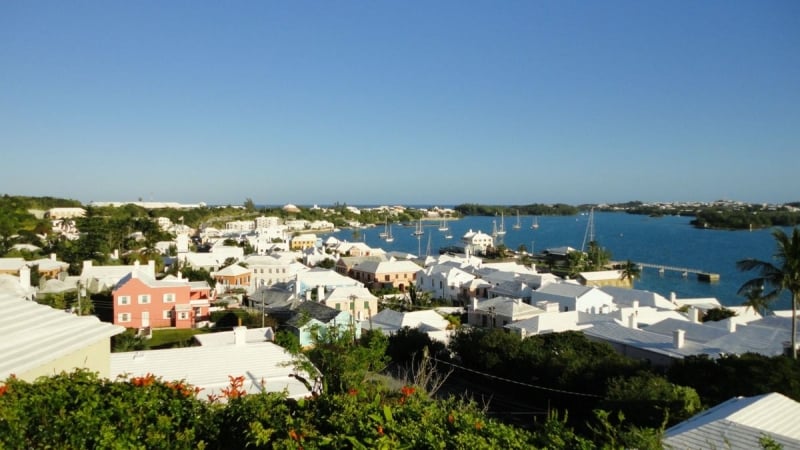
[663,393,800,449]
[111,329,312,399]
[0,294,124,380]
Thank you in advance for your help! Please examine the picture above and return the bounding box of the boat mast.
[581,207,595,252]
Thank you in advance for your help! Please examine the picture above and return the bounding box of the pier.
[635,262,720,282]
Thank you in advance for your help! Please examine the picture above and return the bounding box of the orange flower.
[377,425,384,436]
[474,421,483,430]
[0,385,7,397]
[289,429,299,441]
[447,413,455,424]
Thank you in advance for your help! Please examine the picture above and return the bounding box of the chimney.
[673,329,685,349]
[690,306,700,324]
[83,260,93,271]
[148,260,155,274]
[471,297,478,311]
[670,292,677,303]
[134,260,141,269]
[19,265,31,289]
[233,324,247,346]
[632,300,639,311]
[728,319,737,333]
[317,285,324,301]
[628,311,638,329]
[50,253,56,261]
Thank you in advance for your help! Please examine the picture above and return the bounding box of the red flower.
[447,413,455,424]
[377,425,384,436]
[0,385,7,397]
[348,388,358,396]
[474,421,483,430]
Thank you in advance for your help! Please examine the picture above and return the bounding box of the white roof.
[0,257,26,271]
[583,321,716,359]
[0,294,124,380]
[579,270,622,281]
[111,335,312,399]
[663,393,800,449]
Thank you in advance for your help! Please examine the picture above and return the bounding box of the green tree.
[620,259,641,287]
[586,241,611,271]
[737,227,800,359]
[602,373,701,427]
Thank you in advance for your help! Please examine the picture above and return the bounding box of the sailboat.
[491,220,498,238]
[531,216,539,230]
[385,223,394,242]
[379,219,388,238]
[412,218,424,236]
[512,210,522,230]
[496,212,506,236]
[438,217,449,232]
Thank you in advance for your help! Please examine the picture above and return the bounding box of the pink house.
[112,271,213,329]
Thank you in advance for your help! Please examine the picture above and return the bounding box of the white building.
[529,282,615,313]
[461,229,494,255]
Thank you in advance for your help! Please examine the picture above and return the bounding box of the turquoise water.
[325,212,795,309]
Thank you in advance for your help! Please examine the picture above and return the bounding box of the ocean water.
[323,212,795,309]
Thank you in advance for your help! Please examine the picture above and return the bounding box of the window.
[163,293,175,303]
[335,303,341,310]
[178,311,189,320]
[118,313,131,323]
[384,275,390,282]
[163,310,173,319]
[138,294,151,305]
[117,296,130,306]
[363,301,369,309]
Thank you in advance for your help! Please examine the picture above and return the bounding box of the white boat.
[412,218,424,236]
[438,218,449,232]
[385,223,394,242]
[444,232,453,239]
[531,216,539,229]
[379,219,388,238]
[512,210,521,230]
[497,212,506,236]
[492,219,499,238]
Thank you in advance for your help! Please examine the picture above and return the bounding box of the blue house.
[284,301,359,347]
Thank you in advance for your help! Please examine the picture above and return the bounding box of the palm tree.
[737,227,800,359]
[620,260,641,288]
[741,284,770,317]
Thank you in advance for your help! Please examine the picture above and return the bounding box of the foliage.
[667,353,800,406]
[112,328,149,352]
[387,326,448,367]
[692,206,800,230]
[0,370,205,449]
[303,327,390,394]
[602,372,701,427]
[737,227,800,358]
[619,259,641,286]
[453,203,579,217]
[210,309,263,330]
[701,307,737,322]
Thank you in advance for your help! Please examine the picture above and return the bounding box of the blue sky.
[1,1,798,206]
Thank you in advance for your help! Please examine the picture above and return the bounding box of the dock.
[635,262,720,282]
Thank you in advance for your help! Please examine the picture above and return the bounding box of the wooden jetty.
[635,262,720,282]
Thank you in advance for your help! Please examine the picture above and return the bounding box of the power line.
[430,357,604,399]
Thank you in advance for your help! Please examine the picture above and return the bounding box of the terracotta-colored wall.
[113,277,192,329]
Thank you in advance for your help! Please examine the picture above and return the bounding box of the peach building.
[112,271,212,329]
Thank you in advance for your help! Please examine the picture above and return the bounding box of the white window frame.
[178,311,189,320]
[163,309,173,320]
[117,313,131,323]
[138,294,151,305]
[163,293,176,303]
[117,296,130,306]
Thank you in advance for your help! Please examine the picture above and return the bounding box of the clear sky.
[1,1,798,206]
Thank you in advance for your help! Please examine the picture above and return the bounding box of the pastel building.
[112,271,212,329]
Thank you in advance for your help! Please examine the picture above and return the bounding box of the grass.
[148,328,209,349]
